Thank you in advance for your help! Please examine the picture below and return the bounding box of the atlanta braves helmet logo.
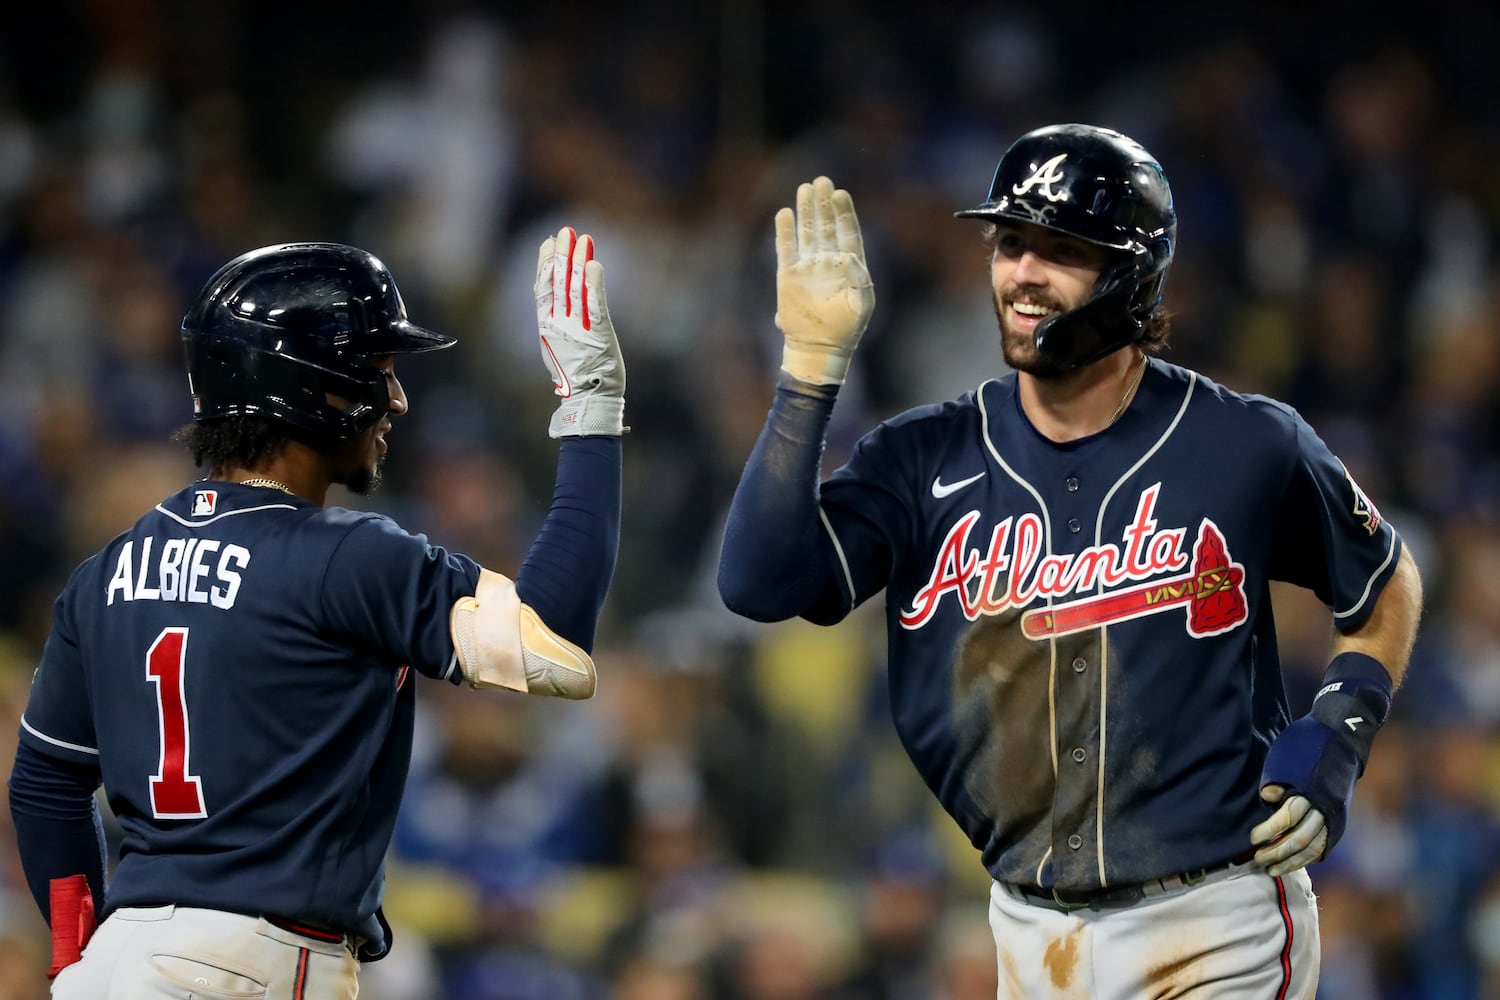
[1011,154,1071,202]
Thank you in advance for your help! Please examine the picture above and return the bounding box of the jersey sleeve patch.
[1340,460,1382,536]
[1270,411,1403,630]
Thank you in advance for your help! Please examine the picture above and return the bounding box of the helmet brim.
[953,203,1140,253]
[363,320,458,355]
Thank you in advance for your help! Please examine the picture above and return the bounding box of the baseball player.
[717,124,1423,997]
[8,231,625,998]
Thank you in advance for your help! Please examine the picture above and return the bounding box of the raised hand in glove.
[535,226,626,437]
[775,176,875,386]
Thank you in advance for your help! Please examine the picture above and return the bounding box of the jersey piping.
[20,716,99,756]
[1090,369,1197,885]
[1332,530,1399,621]
[153,503,300,528]
[818,507,858,615]
[978,379,1061,885]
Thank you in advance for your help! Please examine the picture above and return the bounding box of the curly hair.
[1140,309,1171,354]
[173,417,294,471]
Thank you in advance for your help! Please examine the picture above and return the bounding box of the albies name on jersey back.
[106,535,251,609]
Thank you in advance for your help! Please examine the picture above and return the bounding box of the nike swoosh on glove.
[535,226,626,437]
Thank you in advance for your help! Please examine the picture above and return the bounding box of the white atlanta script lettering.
[899,483,1187,629]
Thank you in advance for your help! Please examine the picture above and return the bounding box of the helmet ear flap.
[1033,276,1140,373]
[1032,245,1168,372]
[184,332,390,442]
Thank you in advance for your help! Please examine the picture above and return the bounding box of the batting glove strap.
[551,395,626,438]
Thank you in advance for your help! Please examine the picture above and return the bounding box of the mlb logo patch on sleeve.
[192,490,218,517]
[1338,461,1381,535]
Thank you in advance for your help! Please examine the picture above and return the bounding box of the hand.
[1251,784,1329,877]
[535,226,626,437]
[775,176,875,385]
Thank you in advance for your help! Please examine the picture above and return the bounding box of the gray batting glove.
[1250,784,1329,877]
[775,176,875,386]
[534,226,626,437]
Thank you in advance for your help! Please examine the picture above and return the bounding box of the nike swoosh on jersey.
[931,472,986,498]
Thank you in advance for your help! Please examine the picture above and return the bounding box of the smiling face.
[989,222,1113,378]
[330,355,407,495]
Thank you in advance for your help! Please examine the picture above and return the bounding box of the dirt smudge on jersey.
[954,607,1056,836]
[955,605,1100,879]
[1096,631,1178,879]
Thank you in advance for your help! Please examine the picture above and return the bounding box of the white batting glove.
[1250,784,1330,877]
[774,176,875,386]
[535,226,626,437]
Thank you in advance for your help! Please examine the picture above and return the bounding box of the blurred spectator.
[2,3,1499,996]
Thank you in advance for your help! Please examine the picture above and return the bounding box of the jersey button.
[1067,835,1083,850]
[1068,518,1082,533]
[1072,657,1087,673]
[1066,476,1080,492]
[1071,747,1087,763]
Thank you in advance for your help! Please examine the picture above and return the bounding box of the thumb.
[1261,784,1285,804]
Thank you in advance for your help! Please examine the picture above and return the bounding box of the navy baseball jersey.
[810,359,1400,891]
[19,481,480,935]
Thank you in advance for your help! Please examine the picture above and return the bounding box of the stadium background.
[0,2,1498,997]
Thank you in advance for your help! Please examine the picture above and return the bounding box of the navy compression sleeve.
[717,375,842,621]
[515,435,621,652]
[7,741,106,923]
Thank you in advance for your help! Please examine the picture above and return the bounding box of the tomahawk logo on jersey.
[900,483,1250,640]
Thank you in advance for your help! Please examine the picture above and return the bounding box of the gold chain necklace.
[240,478,294,495]
[1107,352,1147,427]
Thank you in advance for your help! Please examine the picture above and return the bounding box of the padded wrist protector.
[1260,652,1393,853]
[1308,652,1393,772]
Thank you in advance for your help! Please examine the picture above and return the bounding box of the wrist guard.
[1260,652,1393,853]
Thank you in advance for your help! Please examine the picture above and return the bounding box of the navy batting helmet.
[181,243,455,444]
[956,123,1176,371]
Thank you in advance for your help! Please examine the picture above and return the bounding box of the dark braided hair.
[173,417,296,471]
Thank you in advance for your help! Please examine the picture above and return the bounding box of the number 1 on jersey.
[146,627,208,819]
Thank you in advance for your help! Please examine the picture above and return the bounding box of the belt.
[264,914,356,950]
[1000,855,1252,913]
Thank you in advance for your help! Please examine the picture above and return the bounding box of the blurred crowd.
[0,2,1498,998]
